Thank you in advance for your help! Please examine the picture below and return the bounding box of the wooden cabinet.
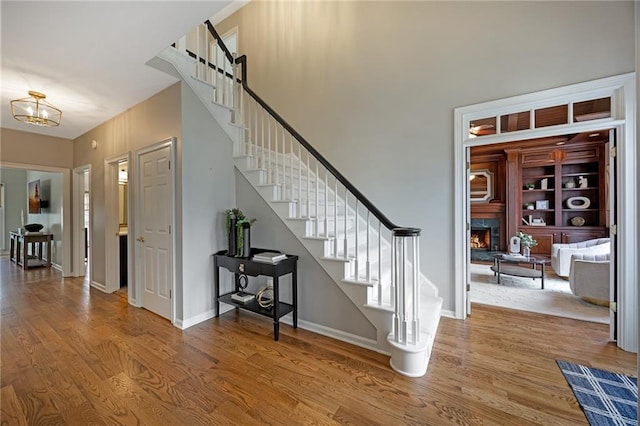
[509,142,608,256]
[521,226,607,256]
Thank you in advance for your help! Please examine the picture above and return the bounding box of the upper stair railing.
[178,21,425,347]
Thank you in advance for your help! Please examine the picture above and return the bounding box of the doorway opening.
[104,153,131,295]
[454,72,637,353]
[117,161,129,300]
[467,131,611,325]
[73,165,91,280]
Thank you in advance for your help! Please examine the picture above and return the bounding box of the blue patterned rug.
[557,360,637,425]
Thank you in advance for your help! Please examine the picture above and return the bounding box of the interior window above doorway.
[468,97,612,139]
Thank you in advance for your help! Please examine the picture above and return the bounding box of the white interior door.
[137,144,173,320]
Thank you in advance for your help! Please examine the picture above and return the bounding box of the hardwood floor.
[1,258,636,425]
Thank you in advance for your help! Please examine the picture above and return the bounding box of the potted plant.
[516,231,537,257]
[224,208,256,257]
[524,183,535,190]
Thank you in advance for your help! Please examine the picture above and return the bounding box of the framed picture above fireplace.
[470,169,494,202]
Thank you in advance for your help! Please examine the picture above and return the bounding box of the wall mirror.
[470,169,494,202]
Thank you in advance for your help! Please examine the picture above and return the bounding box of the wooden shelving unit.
[510,142,608,256]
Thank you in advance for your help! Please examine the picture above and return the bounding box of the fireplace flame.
[470,233,489,249]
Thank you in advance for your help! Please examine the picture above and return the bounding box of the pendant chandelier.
[10,91,62,127]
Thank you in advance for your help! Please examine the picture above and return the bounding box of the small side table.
[213,248,298,341]
[9,232,53,270]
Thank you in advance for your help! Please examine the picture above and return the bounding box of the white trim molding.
[104,153,130,294]
[0,161,72,277]
[454,73,636,353]
[134,137,177,325]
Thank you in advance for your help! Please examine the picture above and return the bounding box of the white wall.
[179,81,236,325]
[26,170,63,266]
[216,1,636,312]
[0,168,27,251]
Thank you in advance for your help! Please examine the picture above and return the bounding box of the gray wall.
[26,170,63,266]
[236,171,376,339]
[179,81,236,323]
[74,84,182,286]
[0,168,27,251]
[1,128,73,169]
[217,1,636,311]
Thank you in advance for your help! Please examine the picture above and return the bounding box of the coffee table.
[490,254,549,289]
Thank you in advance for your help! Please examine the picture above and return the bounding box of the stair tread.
[320,256,352,263]
[301,235,334,241]
[341,278,378,287]
[363,303,394,313]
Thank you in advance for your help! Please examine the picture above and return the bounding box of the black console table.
[213,248,298,341]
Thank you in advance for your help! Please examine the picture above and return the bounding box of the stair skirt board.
[158,43,442,376]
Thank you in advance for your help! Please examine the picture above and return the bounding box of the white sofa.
[551,238,610,277]
[569,253,610,301]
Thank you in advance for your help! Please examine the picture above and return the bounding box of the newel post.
[387,227,430,377]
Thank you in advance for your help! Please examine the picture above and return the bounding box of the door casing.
[454,73,637,353]
[134,137,177,323]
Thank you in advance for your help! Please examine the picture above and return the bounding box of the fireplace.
[470,218,500,261]
[470,228,491,250]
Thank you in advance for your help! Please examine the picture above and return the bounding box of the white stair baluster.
[306,152,310,218]
[213,40,218,103]
[343,190,348,259]
[378,221,382,304]
[232,53,237,112]
[267,116,272,183]
[324,168,328,238]
[222,56,227,105]
[297,144,302,217]
[195,25,200,79]
[315,161,319,236]
[333,178,338,256]
[289,134,294,201]
[269,126,280,190]
[412,234,420,344]
[366,210,371,281]
[354,200,359,279]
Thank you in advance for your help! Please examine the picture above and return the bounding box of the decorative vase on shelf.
[227,216,237,256]
[523,246,531,258]
[241,222,251,258]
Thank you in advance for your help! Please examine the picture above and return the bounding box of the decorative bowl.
[24,223,44,232]
[570,216,585,227]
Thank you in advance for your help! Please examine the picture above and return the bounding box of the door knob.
[136,236,145,242]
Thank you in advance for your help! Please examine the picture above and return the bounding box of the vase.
[227,216,237,256]
[241,222,251,258]
[523,246,531,258]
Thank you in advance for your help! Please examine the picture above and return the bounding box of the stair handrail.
[204,20,419,237]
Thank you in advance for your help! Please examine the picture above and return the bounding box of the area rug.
[470,263,609,324]
[557,360,638,425]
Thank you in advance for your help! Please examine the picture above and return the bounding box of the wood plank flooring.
[1,258,636,425]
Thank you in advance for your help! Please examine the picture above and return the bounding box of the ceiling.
[1,1,234,140]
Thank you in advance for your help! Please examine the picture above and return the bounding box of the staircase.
[156,21,443,377]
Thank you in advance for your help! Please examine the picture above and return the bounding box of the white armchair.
[551,238,610,277]
[569,253,610,302]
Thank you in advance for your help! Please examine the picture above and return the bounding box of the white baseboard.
[91,280,107,292]
[175,304,235,330]
[440,309,456,319]
[279,316,385,355]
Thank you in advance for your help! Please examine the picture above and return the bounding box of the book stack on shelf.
[253,252,287,264]
[231,292,255,303]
